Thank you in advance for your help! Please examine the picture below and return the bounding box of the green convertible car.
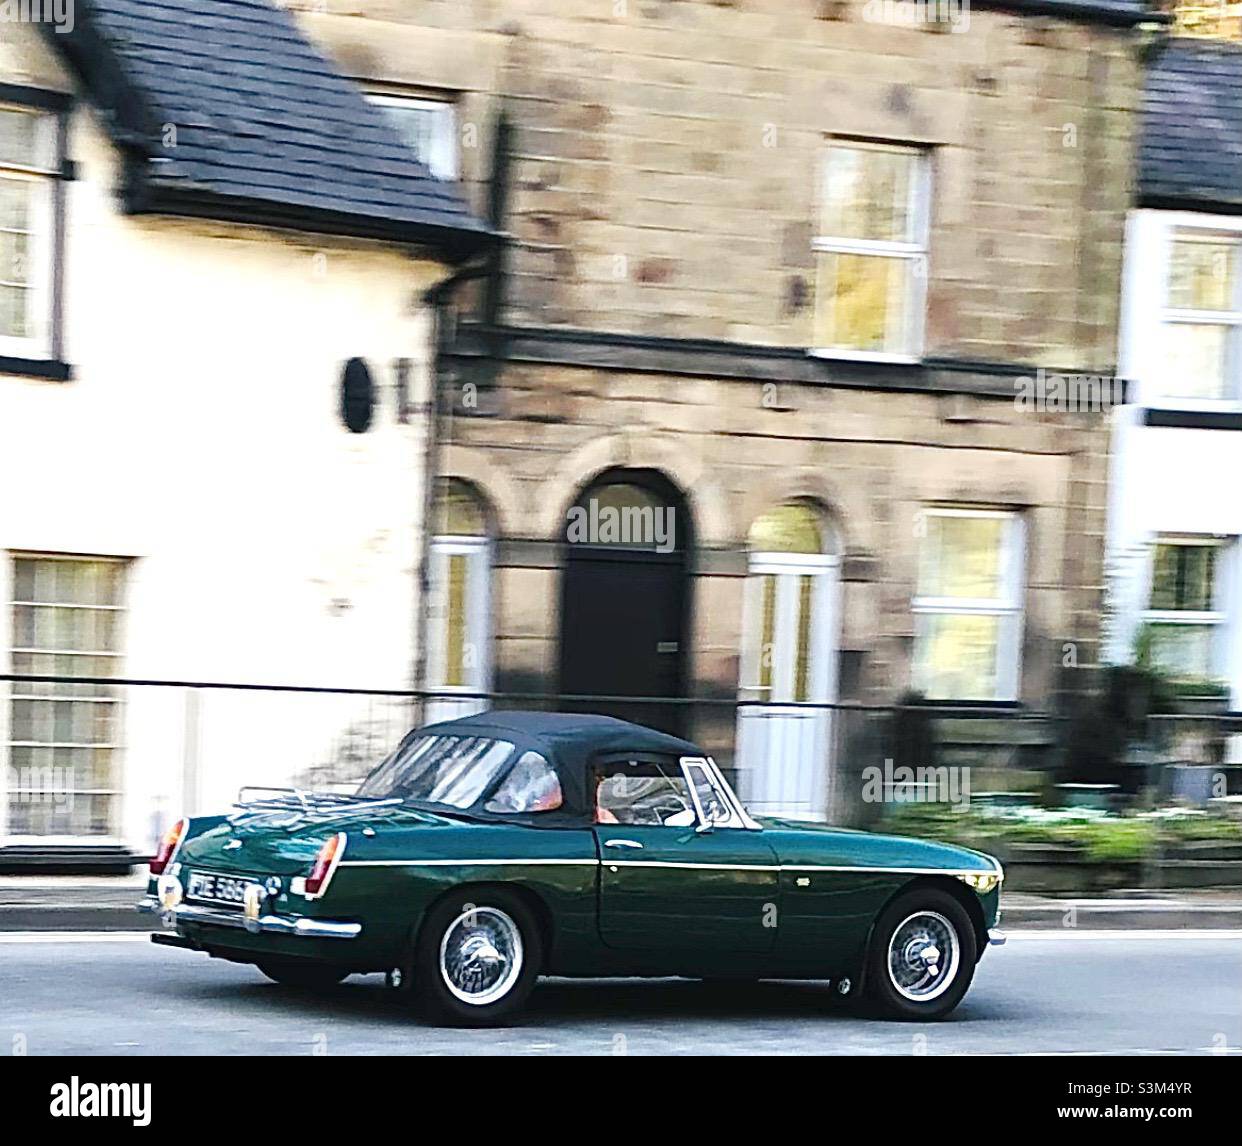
[140,711,1005,1025]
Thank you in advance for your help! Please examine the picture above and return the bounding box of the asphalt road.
[2,931,1240,1056]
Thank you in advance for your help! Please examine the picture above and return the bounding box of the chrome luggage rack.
[229,786,403,828]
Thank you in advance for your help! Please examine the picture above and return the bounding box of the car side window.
[484,751,563,814]
[595,758,694,827]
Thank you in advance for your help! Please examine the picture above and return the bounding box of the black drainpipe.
[413,261,492,723]
[412,108,514,718]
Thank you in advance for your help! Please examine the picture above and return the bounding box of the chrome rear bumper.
[137,896,360,939]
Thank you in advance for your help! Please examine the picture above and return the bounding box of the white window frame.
[809,140,931,364]
[3,553,128,846]
[1155,224,1242,409]
[1124,212,1242,412]
[911,508,1026,701]
[739,550,839,705]
[0,101,58,361]
[367,92,458,181]
[1141,535,1230,680]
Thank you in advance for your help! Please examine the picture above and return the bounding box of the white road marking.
[998,929,1242,940]
[999,1049,1210,1057]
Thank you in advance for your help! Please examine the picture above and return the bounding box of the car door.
[592,753,780,956]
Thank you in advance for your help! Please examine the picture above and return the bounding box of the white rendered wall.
[1,30,447,852]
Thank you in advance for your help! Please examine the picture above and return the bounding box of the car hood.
[179,803,452,876]
[756,816,1000,874]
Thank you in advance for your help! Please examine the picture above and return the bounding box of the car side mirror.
[695,819,715,835]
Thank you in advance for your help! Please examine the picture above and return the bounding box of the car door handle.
[604,839,643,849]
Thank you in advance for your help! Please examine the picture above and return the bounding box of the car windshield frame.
[357,734,519,810]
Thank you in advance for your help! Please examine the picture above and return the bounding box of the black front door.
[558,472,690,736]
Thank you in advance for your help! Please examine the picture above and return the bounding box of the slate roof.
[47,0,495,259]
[1140,37,1242,213]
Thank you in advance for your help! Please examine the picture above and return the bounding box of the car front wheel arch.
[859,875,988,990]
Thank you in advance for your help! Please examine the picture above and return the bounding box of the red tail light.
[305,832,346,899]
[150,817,187,875]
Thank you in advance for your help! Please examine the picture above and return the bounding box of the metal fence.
[2,673,1240,853]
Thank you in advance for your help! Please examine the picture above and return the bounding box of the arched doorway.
[425,479,492,724]
[735,501,840,820]
[558,469,691,736]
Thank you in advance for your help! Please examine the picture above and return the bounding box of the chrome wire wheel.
[438,906,524,1006]
[886,910,960,1003]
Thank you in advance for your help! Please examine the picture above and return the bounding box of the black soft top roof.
[415,711,703,824]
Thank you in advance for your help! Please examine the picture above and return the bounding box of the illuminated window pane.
[749,504,823,555]
[820,145,915,243]
[814,252,910,354]
[793,575,813,702]
[434,479,487,536]
[912,512,1022,701]
[756,574,776,693]
[444,554,468,688]
[1168,238,1236,312]
[914,613,1001,700]
[918,515,1005,600]
[1152,323,1232,401]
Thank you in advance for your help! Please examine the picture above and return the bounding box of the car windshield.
[357,735,516,809]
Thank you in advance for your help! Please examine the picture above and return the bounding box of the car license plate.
[186,870,260,908]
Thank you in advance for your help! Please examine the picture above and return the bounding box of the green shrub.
[874,802,1242,862]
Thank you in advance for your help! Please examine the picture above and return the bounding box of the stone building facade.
[303,0,1147,818]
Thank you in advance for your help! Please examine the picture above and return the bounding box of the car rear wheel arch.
[414,881,554,971]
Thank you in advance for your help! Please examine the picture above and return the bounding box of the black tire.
[257,960,348,990]
[406,889,542,1027]
[864,888,977,1021]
